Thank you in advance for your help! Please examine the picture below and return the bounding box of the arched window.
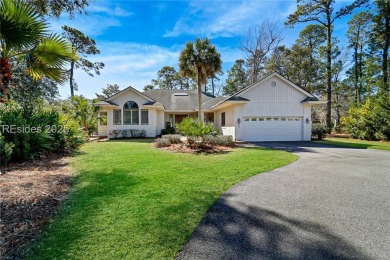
[123,101,139,125]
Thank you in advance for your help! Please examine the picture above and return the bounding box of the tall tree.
[0,0,75,103]
[179,38,222,121]
[240,20,283,83]
[143,84,154,91]
[286,0,368,132]
[152,66,178,89]
[371,0,390,92]
[346,11,373,104]
[224,59,247,95]
[62,25,104,97]
[28,0,92,18]
[95,84,120,100]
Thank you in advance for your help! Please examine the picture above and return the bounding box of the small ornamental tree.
[175,117,219,145]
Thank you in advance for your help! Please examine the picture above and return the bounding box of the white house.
[95,72,326,141]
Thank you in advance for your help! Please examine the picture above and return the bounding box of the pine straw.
[0,155,74,259]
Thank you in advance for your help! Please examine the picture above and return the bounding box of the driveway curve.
[177,142,390,260]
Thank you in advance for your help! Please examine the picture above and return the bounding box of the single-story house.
[95,72,326,141]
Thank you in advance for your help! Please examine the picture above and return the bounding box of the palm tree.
[0,0,75,102]
[179,38,222,121]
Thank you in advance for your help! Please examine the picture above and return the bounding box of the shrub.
[155,138,171,148]
[342,95,390,141]
[111,130,122,138]
[312,123,327,140]
[161,126,175,135]
[0,105,86,163]
[0,134,14,164]
[162,134,182,144]
[203,135,235,147]
[131,129,147,138]
[110,129,147,139]
[176,118,219,138]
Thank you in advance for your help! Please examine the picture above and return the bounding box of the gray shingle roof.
[143,89,216,110]
[301,97,319,102]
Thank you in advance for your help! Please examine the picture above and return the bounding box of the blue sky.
[48,0,366,99]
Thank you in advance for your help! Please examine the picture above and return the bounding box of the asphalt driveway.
[177,142,390,260]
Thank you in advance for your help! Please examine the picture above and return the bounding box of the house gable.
[238,74,308,117]
[107,87,153,109]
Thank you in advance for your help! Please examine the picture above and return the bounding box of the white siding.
[240,76,307,116]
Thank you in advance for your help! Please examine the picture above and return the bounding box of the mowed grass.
[27,140,296,259]
[316,137,390,151]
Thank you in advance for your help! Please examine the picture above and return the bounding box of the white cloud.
[164,0,293,38]
[59,42,181,98]
[58,41,242,99]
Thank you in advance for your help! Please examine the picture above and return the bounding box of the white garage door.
[242,116,303,141]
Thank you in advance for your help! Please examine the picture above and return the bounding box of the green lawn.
[27,140,296,259]
[315,137,390,151]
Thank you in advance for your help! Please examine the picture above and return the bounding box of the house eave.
[211,100,249,110]
[302,101,327,105]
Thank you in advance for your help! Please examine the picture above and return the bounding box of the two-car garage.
[241,116,304,141]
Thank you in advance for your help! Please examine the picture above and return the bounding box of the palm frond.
[0,0,47,55]
[25,34,76,82]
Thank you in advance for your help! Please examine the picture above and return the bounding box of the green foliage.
[161,125,175,135]
[224,59,247,95]
[203,135,234,147]
[179,38,222,120]
[62,25,104,96]
[0,105,86,163]
[175,117,219,138]
[311,123,327,140]
[343,94,390,140]
[0,133,14,164]
[161,134,182,144]
[154,138,171,148]
[28,0,92,19]
[62,95,97,136]
[0,0,75,102]
[95,84,120,100]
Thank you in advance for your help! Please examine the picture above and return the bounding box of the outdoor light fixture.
[237,118,241,125]
[306,118,310,124]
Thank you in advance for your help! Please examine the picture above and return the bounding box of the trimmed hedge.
[109,129,147,139]
[161,134,182,144]
[203,135,235,147]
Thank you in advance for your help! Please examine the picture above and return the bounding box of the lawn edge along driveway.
[26,140,297,260]
[315,137,390,151]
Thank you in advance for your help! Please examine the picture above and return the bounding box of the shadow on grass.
[25,168,145,259]
[178,195,373,260]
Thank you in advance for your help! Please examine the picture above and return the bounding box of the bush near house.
[176,118,219,138]
[203,135,235,147]
[312,123,327,140]
[161,134,182,144]
[109,129,147,139]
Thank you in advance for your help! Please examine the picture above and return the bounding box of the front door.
[175,114,188,124]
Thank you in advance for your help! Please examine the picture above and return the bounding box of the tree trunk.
[211,77,215,96]
[197,68,202,122]
[382,3,390,92]
[354,45,359,104]
[326,21,332,133]
[70,61,75,97]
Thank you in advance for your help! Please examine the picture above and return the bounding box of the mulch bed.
[0,155,74,259]
[158,143,234,154]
